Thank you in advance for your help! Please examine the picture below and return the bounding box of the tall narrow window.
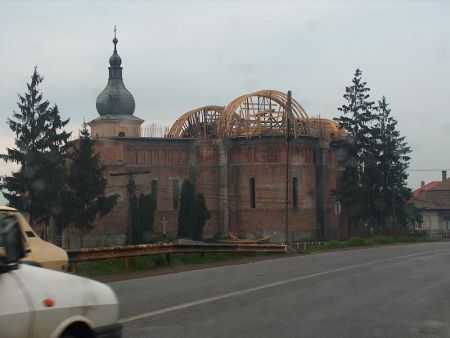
[250,178,256,209]
[151,179,158,210]
[172,179,180,209]
[292,177,298,209]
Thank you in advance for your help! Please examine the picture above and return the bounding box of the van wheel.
[60,322,94,338]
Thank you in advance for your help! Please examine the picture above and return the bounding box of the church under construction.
[80,33,347,246]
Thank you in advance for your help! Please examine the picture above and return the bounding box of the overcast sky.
[1,0,449,202]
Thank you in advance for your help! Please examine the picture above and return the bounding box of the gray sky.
[1,0,449,203]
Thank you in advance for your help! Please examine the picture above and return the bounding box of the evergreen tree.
[374,96,412,227]
[65,122,117,246]
[192,193,211,240]
[1,68,70,226]
[177,180,196,237]
[135,193,155,244]
[177,181,210,239]
[335,70,415,232]
[334,69,377,230]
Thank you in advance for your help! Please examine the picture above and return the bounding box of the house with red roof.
[409,171,450,231]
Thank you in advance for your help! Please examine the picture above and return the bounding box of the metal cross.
[114,25,117,38]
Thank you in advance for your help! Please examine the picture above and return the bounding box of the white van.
[0,205,68,271]
[0,215,122,337]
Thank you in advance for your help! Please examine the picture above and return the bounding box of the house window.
[151,179,158,209]
[423,215,432,228]
[118,131,125,137]
[172,179,180,209]
[292,177,298,209]
[250,177,256,209]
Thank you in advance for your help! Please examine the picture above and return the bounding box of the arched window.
[294,147,300,163]
[151,179,158,209]
[118,131,125,137]
[130,149,138,164]
[267,145,273,162]
[292,177,298,209]
[247,146,252,162]
[250,177,256,209]
[172,179,180,209]
[138,150,144,164]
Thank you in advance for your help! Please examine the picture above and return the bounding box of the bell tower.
[89,27,143,138]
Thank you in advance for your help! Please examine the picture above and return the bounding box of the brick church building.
[74,35,347,247]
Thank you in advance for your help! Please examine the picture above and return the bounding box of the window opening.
[250,177,256,209]
[173,179,180,209]
[151,179,158,209]
[292,177,298,209]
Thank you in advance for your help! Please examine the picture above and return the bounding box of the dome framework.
[168,90,346,141]
[168,105,224,138]
[217,90,310,138]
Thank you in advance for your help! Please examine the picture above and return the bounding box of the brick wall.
[86,135,344,246]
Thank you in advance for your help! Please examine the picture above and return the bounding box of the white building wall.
[420,211,450,231]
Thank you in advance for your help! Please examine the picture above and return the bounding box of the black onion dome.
[109,53,122,67]
[96,33,135,116]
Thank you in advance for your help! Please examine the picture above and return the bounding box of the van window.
[25,231,35,237]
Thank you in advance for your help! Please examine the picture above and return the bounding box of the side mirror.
[0,216,25,264]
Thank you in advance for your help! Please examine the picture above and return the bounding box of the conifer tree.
[1,68,70,226]
[135,193,155,244]
[193,193,211,240]
[177,181,210,239]
[374,96,412,227]
[177,180,196,237]
[65,122,117,246]
[335,70,415,232]
[334,69,377,229]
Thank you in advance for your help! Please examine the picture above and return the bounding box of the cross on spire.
[113,25,118,53]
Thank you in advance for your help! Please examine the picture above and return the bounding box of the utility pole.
[284,90,292,244]
[110,170,150,244]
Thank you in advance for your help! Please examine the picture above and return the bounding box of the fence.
[290,242,327,251]
[425,230,450,239]
[67,242,287,271]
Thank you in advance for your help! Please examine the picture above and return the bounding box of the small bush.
[364,238,376,246]
[326,240,348,249]
[372,236,396,245]
[348,236,366,246]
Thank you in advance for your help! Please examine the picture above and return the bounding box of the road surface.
[111,242,450,337]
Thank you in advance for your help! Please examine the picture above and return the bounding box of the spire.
[113,25,118,53]
[96,28,135,116]
[109,26,122,67]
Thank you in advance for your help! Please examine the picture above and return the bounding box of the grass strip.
[74,252,257,278]
[295,235,437,254]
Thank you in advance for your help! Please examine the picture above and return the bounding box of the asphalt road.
[111,242,450,338]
